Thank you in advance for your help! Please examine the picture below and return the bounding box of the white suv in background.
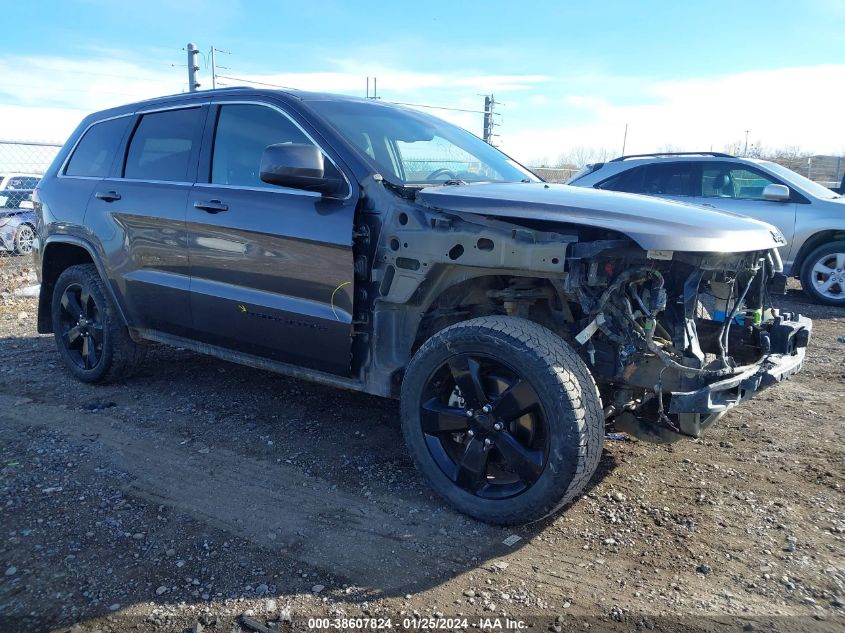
[568,152,845,306]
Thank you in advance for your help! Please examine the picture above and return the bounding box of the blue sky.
[2,0,844,163]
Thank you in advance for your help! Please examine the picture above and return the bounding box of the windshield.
[306,99,539,186]
[758,160,841,199]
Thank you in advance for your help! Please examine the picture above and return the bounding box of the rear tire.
[51,264,145,383]
[400,316,604,525]
[800,240,845,306]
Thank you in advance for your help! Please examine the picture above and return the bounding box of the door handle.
[95,191,121,202]
[193,199,229,214]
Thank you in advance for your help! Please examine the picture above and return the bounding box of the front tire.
[400,316,604,525]
[51,264,145,383]
[13,224,35,255]
[800,240,845,306]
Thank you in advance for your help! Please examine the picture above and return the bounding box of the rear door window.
[64,117,129,178]
[124,108,202,182]
[641,162,694,196]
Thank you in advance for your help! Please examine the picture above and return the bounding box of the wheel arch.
[791,230,845,276]
[37,237,127,334]
[366,267,567,398]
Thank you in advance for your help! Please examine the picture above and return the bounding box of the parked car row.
[0,172,41,255]
[568,152,845,306]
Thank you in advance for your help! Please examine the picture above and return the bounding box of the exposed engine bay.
[554,247,811,440]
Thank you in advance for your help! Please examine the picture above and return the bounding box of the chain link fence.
[0,140,62,207]
[529,167,581,183]
[0,140,63,177]
[772,154,844,190]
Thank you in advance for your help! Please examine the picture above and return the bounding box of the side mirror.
[762,183,790,202]
[259,143,342,194]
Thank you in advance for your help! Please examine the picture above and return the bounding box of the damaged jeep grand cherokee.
[33,89,811,524]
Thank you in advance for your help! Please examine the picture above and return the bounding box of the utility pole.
[366,76,379,99]
[743,129,750,156]
[186,43,200,92]
[209,46,230,90]
[483,94,497,145]
[621,123,628,156]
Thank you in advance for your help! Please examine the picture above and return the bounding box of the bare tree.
[555,146,612,168]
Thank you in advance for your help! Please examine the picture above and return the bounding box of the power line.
[205,64,494,120]
[386,100,488,115]
[209,46,231,89]
[214,74,298,90]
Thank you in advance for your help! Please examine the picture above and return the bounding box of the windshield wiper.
[441,179,468,186]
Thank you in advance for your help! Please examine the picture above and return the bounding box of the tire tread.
[52,264,145,383]
[402,316,604,524]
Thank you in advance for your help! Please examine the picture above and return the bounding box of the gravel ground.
[0,255,842,633]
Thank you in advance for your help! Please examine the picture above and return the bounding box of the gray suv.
[568,152,845,306]
[32,90,810,524]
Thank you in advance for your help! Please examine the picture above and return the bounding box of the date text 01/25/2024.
[306,617,527,630]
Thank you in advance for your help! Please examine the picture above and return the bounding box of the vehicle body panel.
[80,102,206,336]
[417,181,784,253]
[182,97,357,375]
[185,182,355,374]
[87,177,194,335]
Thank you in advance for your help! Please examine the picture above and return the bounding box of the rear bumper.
[669,313,811,417]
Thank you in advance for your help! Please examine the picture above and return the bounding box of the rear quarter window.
[64,117,130,178]
[597,166,646,193]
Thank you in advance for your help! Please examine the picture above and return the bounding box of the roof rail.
[609,151,733,162]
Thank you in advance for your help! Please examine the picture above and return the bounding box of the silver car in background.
[568,152,845,306]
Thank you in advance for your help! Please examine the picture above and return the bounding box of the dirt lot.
[0,256,842,633]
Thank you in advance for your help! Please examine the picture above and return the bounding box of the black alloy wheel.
[51,264,146,383]
[401,316,604,525]
[420,353,549,499]
[57,282,104,371]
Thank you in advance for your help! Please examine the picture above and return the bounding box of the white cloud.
[499,64,845,164]
[0,52,546,143]
[0,54,185,142]
[0,53,842,171]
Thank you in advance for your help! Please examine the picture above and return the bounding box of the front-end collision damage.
[567,248,811,441]
[352,177,811,441]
